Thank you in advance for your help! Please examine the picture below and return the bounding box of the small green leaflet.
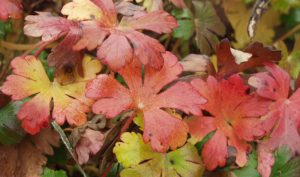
[42,168,67,177]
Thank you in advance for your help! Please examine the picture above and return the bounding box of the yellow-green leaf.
[114,132,204,177]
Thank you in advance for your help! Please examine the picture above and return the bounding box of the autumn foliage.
[0,0,300,177]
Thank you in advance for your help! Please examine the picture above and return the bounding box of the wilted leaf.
[216,39,281,78]
[114,132,204,177]
[180,54,213,73]
[75,129,105,164]
[0,128,59,177]
[137,0,186,11]
[61,0,102,21]
[193,0,226,55]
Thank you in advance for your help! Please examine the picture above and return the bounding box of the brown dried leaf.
[216,39,281,78]
[0,128,60,177]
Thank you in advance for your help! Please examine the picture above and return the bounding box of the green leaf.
[272,0,300,13]
[281,8,300,29]
[173,20,194,40]
[0,20,12,39]
[270,146,300,177]
[107,163,123,177]
[195,130,216,154]
[42,168,68,177]
[234,152,261,177]
[0,100,26,145]
[279,35,300,79]
[47,146,70,165]
[172,9,195,40]
[38,51,55,81]
[193,0,225,54]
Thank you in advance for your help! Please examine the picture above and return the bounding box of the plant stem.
[0,40,38,50]
[100,162,113,177]
[120,112,136,134]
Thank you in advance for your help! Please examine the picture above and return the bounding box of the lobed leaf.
[86,52,205,152]
[1,55,101,134]
[114,132,204,177]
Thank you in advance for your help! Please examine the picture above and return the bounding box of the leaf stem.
[275,24,300,42]
[101,162,113,177]
[0,40,38,50]
[51,121,88,177]
[120,112,136,134]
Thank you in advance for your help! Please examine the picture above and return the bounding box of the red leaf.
[187,74,269,170]
[25,0,177,70]
[125,30,165,69]
[119,10,178,34]
[24,12,83,74]
[0,0,22,21]
[24,12,78,41]
[86,52,205,152]
[73,21,108,51]
[249,64,300,177]
[97,33,133,70]
[216,39,281,78]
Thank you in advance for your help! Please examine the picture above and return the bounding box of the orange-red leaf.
[249,64,300,177]
[86,52,205,152]
[187,75,270,170]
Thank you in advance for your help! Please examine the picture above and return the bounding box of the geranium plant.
[0,0,300,177]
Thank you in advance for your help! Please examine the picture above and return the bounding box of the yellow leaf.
[223,0,280,48]
[61,0,102,21]
[278,35,300,79]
